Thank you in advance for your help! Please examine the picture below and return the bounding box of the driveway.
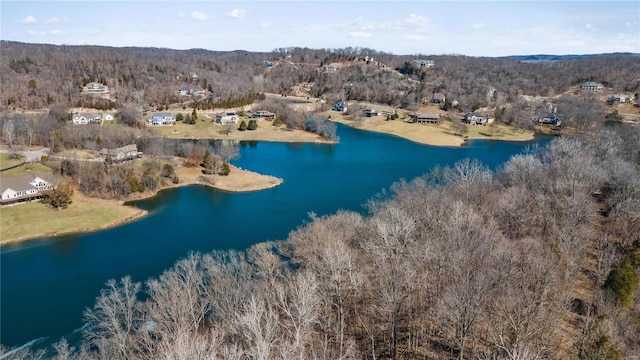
[0,148,51,162]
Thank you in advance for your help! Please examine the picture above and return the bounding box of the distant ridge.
[498,52,639,61]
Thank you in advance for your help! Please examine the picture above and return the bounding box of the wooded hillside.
[2,41,638,113]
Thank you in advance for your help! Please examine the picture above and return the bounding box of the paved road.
[0,148,50,162]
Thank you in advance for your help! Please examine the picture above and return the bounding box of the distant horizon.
[1,1,638,57]
[3,39,639,59]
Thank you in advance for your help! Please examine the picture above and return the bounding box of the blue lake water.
[0,124,552,348]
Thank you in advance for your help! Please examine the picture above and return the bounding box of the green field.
[0,153,26,169]
[0,162,53,178]
[0,195,144,243]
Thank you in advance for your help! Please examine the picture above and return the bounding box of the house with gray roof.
[1,172,56,205]
[99,144,140,162]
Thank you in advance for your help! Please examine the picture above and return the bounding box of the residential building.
[214,112,239,125]
[103,114,114,121]
[1,172,56,205]
[363,107,379,117]
[263,61,273,69]
[99,144,140,162]
[83,82,109,94]
[410,112,441,124]
[252,111,276,120]
[320,65,337,73]
[538,113,561,126]
[464,112,494,125]
[333,102,348,113]
[72,114,89,125]
[580,81,604,91]
[413,59,435,68]
[432,93,446,104]
[148,112,174,126]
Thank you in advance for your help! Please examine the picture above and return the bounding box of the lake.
[0,124,551,348]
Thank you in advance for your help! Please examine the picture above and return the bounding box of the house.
[90,115,102,124]
[413,59,434,68]
[148,112,174,126]
[432,93,446,104]
[99,144,140,162]
[103,114,114,121]
[580,81,604,91]
[464,112,494,125]
[191,86,206,97]
[333,102,348,113]
[609,94,630,103]
[214,112,239,125]
[410,112,441,124]
[252,111,276,120]
[263,61,273,69]
[320,65,337,73]
[83,82,109,94]
[190,72,199,82]
[178,86,191,96]
[363,107,379,117]
[538,113,561,126]
[0,172,56,205]
[72,114,89,125]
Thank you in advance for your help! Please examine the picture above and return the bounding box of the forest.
[1,42,640,359]
[1,41,639,114]
[3,124,639,359]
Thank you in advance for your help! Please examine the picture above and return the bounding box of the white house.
[83,82,109,94]
[72,115,89,124]
[214,112,239,125]
[1,172,56,205]
[148,112,175,126]
[103,114,114,121]
[464,112,494,125]
[580,81,604,91]
[413,59,435,68]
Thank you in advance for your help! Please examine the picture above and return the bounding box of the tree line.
[2,41,638,119]
[4,124,638,359]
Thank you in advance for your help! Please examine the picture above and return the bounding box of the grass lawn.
[0,163,53,178]
[0,194,145,244]
[0,153,26,169]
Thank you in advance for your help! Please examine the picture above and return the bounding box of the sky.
[1,1,638,57]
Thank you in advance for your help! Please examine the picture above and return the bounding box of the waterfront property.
[464,112,494,126]
[148,112,175,126]
[0,172,56,205]
[214,112,240,125]
[410,112,441,124]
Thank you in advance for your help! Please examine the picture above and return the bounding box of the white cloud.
[28,30,36,35]
[227,9,248,19]
[406,34,427,41]
[625,22,638,29]
[39,29,62,36]
[349,31,372,39]
[20,15,38,25]
[177,12,186,18]
[191,11,209,21]
[471,22,485,30]
[400,14,425,27]
[259,21,273,28]
[585,23,596,32]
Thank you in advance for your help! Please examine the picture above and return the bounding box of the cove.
[0,124,552,348]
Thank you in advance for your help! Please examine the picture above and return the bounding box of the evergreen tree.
[238,120,248,131]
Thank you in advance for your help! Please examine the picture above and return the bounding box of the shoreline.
[328,115,535,147]
[0,164,283,246]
